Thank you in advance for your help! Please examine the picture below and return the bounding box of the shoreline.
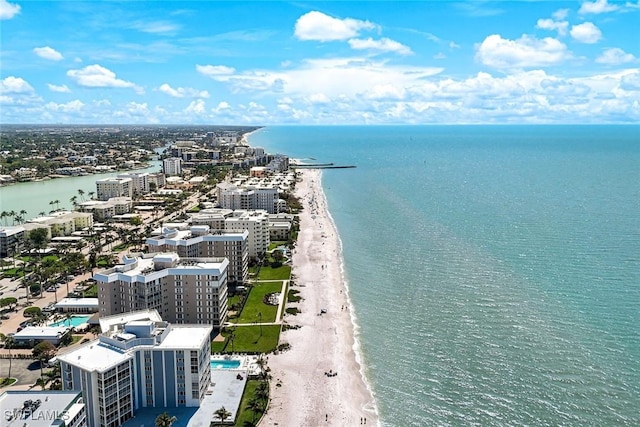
[261,168,379,426]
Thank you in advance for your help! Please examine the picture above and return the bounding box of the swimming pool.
[49,315,92,327]
[210,359,242,369]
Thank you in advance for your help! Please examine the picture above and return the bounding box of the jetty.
[292,162,356,169]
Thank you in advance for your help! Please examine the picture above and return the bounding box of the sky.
[1,0,639,125]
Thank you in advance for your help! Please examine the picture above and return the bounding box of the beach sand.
[261,169,379,426]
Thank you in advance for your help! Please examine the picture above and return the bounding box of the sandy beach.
[261,168,379,426]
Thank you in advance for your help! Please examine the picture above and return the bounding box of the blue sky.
[1,0,638,125]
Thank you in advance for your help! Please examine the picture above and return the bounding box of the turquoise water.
[49,315,92,327]
[250,126,640,426]
[210,359,241,369]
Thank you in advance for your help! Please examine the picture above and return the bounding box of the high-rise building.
[95,253,228,329]
[57,310,212,427]
[162,157,182,176]
[96,177,133,200]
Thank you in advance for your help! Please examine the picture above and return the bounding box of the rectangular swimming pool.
[49,315,91,327]
[210,359,242,369]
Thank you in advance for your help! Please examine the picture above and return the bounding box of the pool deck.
[122,370,248,427]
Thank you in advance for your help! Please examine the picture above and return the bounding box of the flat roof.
[14,326,70,339]
[55,297,99,307]
[57,340,132,372]
[158,325,212,349]
[0,390,83,427]
[99,309,162,333]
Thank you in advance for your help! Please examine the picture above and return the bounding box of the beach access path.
[260,169,379,426]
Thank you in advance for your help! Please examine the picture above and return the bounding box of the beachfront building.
[0,226,25,258]
[117,172,150,195]
[163,157,183,176]
[146,226,249,284]
[0,390,86,427]
[217,184,280,214]
[94,253,228,329]
[225,210,270,258]
[27,211,94,238]
[268,213,294,241]
[57,310,212,427]
[96,177,133,201]
[189,208,270,259]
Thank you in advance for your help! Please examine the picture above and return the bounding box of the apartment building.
[0,226,24,258]
[163,157,183,176]
[224,210,270,258]
[217,184,280,214]
[27,211,94,237]
[117,172,150,195]
[146,226,249,284]
[57,310,211,427]
[96,177,133,201]
[94,253,228,329]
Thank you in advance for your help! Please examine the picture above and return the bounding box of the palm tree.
[214,406,231,424]
[0,211,7,226]
[155,411,177,427]
[0,334,15,382]
[78,189,85,202]
[88,191,95,200]
[36,377,47,390]
[70,195,78,210]
[255,381,269,402]
[247,398,264,423]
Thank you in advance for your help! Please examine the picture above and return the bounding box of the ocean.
[249,126,640,427]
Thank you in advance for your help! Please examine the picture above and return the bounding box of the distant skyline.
[1,0,639,125]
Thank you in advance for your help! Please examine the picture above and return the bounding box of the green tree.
[0,297,18,311]
[28,227,49,258]
[23,306,42,317]
[155,411,177,427]
[0,334,15,382]
[214,406,232,424]
[247,398,264,423]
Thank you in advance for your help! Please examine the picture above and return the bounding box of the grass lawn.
[232,380,268,427]
[217,325,281,354]
[235,282,282,324]
[257,265,291,281]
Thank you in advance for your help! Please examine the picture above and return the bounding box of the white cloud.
[0,76,34,94]
[33,46,64,61]
[130,20,180,34]
[348,38,412,55]
[195,65,236,76]
[306,93,331,104]
[214,101,231,112]
[476,34,571,69]
[48,83,71,93]
[570,22,602,43]
[294,11,377,42]
[579,0,619,14]
[158,83,209,98]
[449,41,461,49]
[552,9,570,20]
[365,84,406,100]
[46,99,85,112]
[67,64,142,92]
[184,99,206,115]
[0,0,20,20]
[596,48,637,64]
[536,18,569,36]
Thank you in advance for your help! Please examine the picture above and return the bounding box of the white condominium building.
[163,157,183,176]
[27,211,94,237]
[57,310,211,427]
[96,177,133,201]
[146,226,249,284]
[94,253,228,329]
[225,210,270,258]
[117,172,150,195]
[216,183,280,213]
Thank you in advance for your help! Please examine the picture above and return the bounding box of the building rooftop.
[57,340,133,372]
[158,325,212,349]
[55,297,99,307]
[0,390,84,427]
[14,326,70,339]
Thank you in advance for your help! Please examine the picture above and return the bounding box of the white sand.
[261,169,379,426]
